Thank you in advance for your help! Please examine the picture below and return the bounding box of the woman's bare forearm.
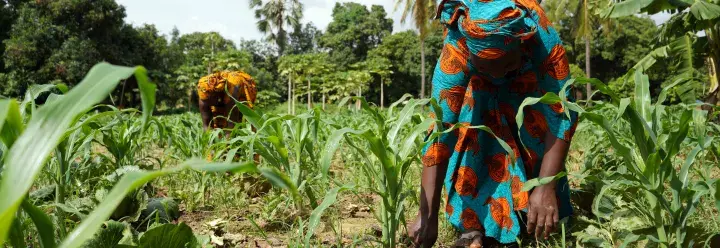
[538,132,570,187]
[199,100,213,130]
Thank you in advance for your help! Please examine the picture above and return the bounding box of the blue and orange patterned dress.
[421,0,579,244]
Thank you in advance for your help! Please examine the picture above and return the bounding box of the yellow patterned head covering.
[197,72,227,100]
[197,71,257,104]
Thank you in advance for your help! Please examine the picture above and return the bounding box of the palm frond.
[249,0,263,9]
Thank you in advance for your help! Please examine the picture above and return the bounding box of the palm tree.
[552,0,613,103]
[249,0,303,55]
[395,0,437,99]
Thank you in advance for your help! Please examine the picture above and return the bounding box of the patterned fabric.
[423,0,578,244]
[197,71,258,128]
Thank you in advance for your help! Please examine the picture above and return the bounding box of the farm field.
[2,68,720,247]
[1,0,720,247]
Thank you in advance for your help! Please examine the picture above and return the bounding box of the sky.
[116,0,414,44]
[116,0,673,45]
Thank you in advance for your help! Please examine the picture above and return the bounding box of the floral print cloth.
[422,0,579,244]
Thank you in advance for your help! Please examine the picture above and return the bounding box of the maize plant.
[319,94,515,247]
[234,103,333,212]
[569,69,720,247]
[0,63,291,248]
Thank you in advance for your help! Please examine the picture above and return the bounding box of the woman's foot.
[454,230,483,248]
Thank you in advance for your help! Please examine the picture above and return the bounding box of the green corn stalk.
[235,103,324,212]
[320,94,513,247]
[0,62,301,248]
[572,68,718,247]
[0,63,155,246]
[288,184,354,247]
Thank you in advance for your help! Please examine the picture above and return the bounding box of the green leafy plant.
[571,70,720,247]
[320,95,514,247]
[0,63,292,248]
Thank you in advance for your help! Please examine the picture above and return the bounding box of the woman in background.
[197,71,257,134]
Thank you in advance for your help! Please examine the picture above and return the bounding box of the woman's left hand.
[526,184,559,240]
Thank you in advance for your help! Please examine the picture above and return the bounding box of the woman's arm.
[199,99,213,131]
[526,128,571,239]
[538,132,570,187]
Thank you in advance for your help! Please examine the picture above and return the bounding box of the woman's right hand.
[408,210,439,247]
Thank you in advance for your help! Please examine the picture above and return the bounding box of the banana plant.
[605,0,720,105]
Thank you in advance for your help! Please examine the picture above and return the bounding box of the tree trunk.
[129,90,136,109]
[322,92,326,110]
[188,89,193,112]
[288,76,292,114]
[380,77,385,108]
[292,80,296,115]
[119,80,127,109]
[420,39,426,99]
[307,79,312,109]
[356,88,361,110]
[585,38,592,106]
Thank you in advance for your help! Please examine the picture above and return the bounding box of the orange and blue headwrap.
[436,0,538,59]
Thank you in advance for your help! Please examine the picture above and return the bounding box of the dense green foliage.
[1,0,699,109]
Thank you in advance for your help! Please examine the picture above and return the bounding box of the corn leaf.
[679,138,712,189]
[8,216,26,248]
[634,70,652,122]
[660,110,692,177]
[618,98,631,121]
[257,167,301,208]
[399,118,434,159]
[521,172,567,192]
[354,97,385,132]
[20,84,58,117]
[0,100,22,148]
[304,184,354,246]
[388,98,429,147]
[320,128,369,177]
[21,199,56,248]
[515,92,562,147]
[575,77,621,104]
[60,160,255,248]
[387,94,413,118]
[234,102,262,128]
[133,67,156,129]
[0,63,154,245]
[583,113,638,175]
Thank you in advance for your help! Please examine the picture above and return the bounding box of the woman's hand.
[525,133,570,239]
[526,184,559,239]
[408,212,439,247]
